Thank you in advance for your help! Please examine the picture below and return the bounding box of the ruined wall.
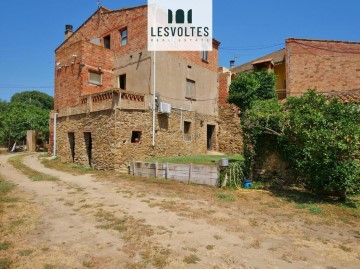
[218,105,243,155]
[286,38,360,96]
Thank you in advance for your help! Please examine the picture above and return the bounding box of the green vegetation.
[0,91,53,148]
[227,70,276,110]
[217,192,235,202]
[0,258,11,269]
[0,180,15,195]
[11,91,54,110]
[228,69,360,200]
[8,155,58,182]
[0,242,11,251]
[145,154,243,165]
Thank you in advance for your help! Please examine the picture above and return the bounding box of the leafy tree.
[241,90,360,200]
[11,90,54,110]
[0,102,50,147]
[280,90,360,199]
[228,69,360,199]
[227,70,277,110]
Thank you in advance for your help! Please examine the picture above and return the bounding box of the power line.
[220,43,284,51]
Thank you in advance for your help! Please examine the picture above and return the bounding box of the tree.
[241,90,360,200]
[0,102,50,147]
[227,70,277,110]
[11,90,54,110]
[280,90,360,199]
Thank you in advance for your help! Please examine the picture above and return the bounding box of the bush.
[228,70,360,200]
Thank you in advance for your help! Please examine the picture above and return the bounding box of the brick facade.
[286,38,360,96]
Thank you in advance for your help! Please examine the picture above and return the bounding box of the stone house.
[50,5,242,170]
[220,38,360,101]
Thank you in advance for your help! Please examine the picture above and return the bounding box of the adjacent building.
[50,5,242,170]
[223,38,360,101]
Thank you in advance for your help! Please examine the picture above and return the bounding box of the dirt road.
[0,153,359,269]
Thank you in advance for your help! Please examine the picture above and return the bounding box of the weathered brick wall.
[55,41,115,110]
[286,38,360,96]
[218,71,231,106]
[55,41,83,110]
[218,105,243,154]
[55,5,219,108]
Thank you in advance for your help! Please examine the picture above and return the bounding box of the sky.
[0,0,359,101]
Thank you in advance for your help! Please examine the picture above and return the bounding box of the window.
[186,79,196,100]
[201,51,208,62]
[104,35,111,49]
[119,74,126,90]
[131,131,142,144]
[88,71,102,85]
[184,121,192,141]
[120,28,128,46]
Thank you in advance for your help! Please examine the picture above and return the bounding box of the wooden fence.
[129,162,219,187]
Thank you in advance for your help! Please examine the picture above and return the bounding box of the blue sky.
[0,0,359,101]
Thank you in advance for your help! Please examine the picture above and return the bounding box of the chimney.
[65,25,73,40]
[230,60,235,69]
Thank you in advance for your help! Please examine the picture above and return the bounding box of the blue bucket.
[243,180,252,189]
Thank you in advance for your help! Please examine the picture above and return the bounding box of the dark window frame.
[104,35,111,49]
[120,28,128,46]
[201,51,208,62]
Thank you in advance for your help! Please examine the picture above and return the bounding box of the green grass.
[296,203,323,215]
[145,154,243,165]
[8,156,58,182]
[71,165,93,172]
[0,176,19,203]
[0,180,15,195]
[217,192,235,202]
[0,242,11,251]
[0,258,11,269]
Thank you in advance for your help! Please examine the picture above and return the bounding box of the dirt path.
[0,153,359,269]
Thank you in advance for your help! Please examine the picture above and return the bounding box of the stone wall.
[218,105,243,154]
[56,107,219,169]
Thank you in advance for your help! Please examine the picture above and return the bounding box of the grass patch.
[0,242,11,251]
[0,259,11,269]
[296,203,323,215]
[0,197,20,203]
[217,192,235,202]
[41,158,94,176]
[71,165,93,172]
[8,155,58,182]
[18,249,34,256]
[0,180,15,195]
[145,155,243,165]
[183,254,201,264]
